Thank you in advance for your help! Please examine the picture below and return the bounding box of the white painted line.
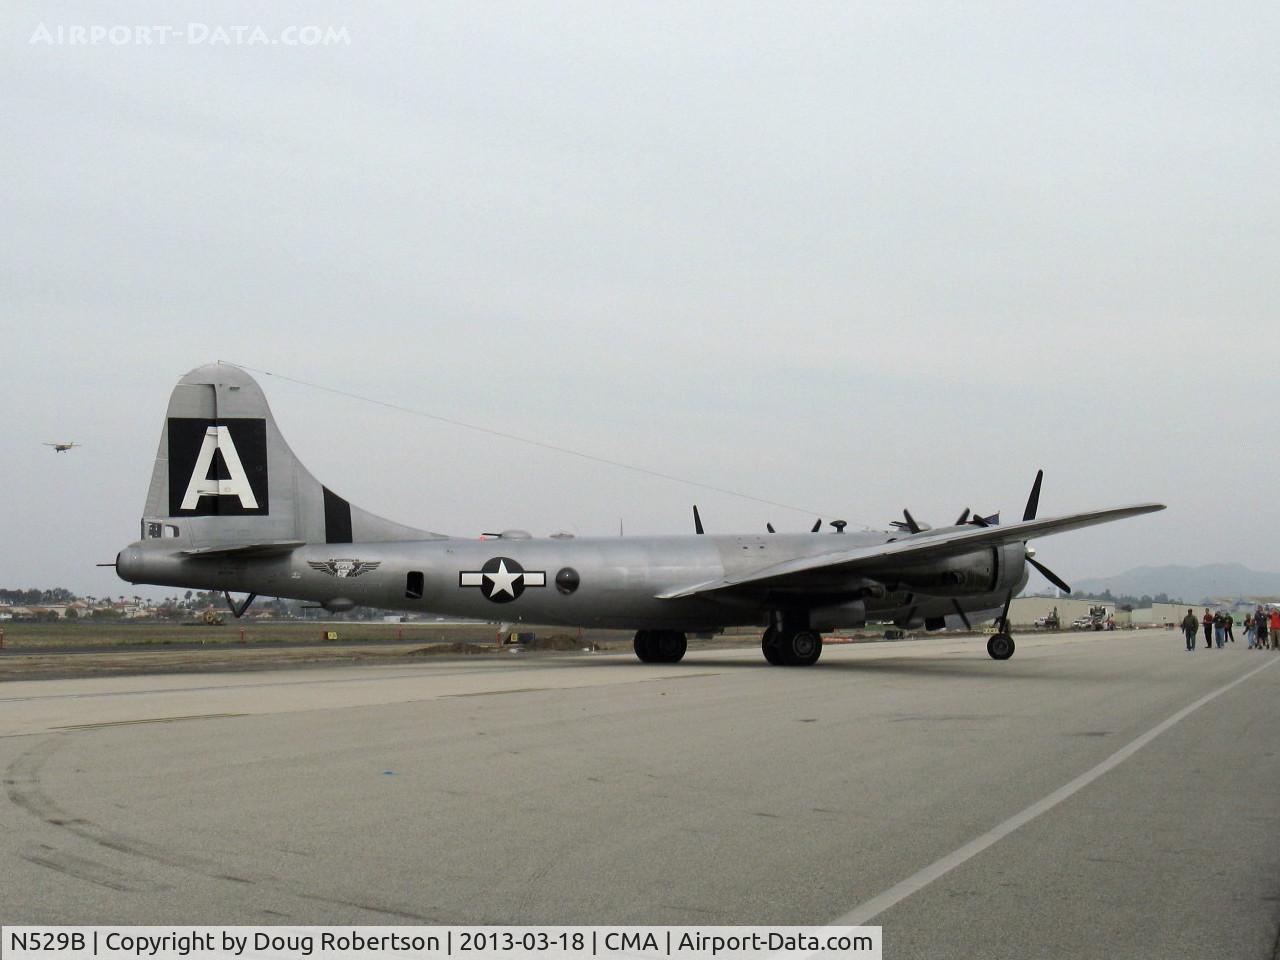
[833,656,1280,925]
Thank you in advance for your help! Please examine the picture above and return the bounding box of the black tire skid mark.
[5,735,216,873]
[4,734,449,921]
[21,847,155,893]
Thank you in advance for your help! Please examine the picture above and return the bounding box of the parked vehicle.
[1072,605,1114,631]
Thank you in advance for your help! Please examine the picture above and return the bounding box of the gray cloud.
[3,1,1276,597]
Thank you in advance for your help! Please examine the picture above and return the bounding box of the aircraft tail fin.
[139,362,445,548]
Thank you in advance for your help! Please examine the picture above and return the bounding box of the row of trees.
[1,588,296,619]
[1065,590,1186,607]
[1,588,404,622]
[0,587,76,604]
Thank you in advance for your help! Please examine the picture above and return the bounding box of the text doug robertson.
[100,932,434,956]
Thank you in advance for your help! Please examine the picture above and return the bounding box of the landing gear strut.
[986,633,1015,660]
[761,625,823,666]
[633,629,687,663]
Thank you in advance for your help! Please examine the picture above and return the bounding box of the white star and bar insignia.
[459,557,546,603]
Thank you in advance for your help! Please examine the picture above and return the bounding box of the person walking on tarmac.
[1256,606,1269,651]
[1213,611,1226,648]
[1225,611,1235,643]
[1270,608,1280,650]
[1202,609,1214,649]
[1181,609,1198,651]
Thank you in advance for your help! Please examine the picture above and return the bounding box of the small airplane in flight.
[43,441,81,452]
[116,364,1164,665]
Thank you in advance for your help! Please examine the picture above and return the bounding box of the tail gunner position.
[117,364,1164,665]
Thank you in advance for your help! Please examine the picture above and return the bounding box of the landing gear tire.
[634,630,687,663]
[987,633,1015,660]
[653,630,687,663]
[761,627,785,665]
[762,627,822,666]
[783,629,823,666]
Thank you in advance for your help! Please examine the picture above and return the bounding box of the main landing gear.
[761,625,823,666]
[633,629,687,663]
[986,633,1016,660]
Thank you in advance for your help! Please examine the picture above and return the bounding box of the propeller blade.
[1028,556,1071,594]
[902,509,921,534]
[1023,469,1044,522]
[811,519,822,533]
[969,513,990,528]
[955,508,971,525]
[951,600,972,630]
[693,505,704,535]
[766,522,775,533]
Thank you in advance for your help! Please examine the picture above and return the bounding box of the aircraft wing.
[656,503,1164,600]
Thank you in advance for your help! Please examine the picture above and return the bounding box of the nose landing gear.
[986,632,1015,660]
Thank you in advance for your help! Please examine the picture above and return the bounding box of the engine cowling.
[810,600,867,631]
[993,541,1029,596]
[878,542,1026,598]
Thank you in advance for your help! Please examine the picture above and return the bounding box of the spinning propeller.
[889,509,930,534]
[702,508,840,536]
[995,469,1071,631]
[893,470,1072,632]
[1012,470,1071,594]
[765,518,832,533]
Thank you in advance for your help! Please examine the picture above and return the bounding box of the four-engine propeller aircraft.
[116,364,1165,665]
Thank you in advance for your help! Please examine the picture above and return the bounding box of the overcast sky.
[3,1,1277,600]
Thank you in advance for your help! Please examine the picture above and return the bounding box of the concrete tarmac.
[2,629,1278,959]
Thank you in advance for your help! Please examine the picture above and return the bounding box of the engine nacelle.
[992,541,1029,596]
[877,542,1026,598]
[810,600,867,631]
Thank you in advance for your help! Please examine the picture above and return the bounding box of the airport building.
[1008,597,1187,629]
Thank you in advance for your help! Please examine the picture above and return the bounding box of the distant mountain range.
[1070,564,1280,602]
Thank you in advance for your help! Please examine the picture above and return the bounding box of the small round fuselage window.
[555,567,580,594]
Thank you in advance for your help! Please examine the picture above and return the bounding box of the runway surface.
[2,630,1278,959]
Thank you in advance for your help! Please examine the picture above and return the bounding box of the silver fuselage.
[117,530,1027,631]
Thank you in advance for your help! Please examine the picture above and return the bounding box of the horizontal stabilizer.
[180,540,305,558]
